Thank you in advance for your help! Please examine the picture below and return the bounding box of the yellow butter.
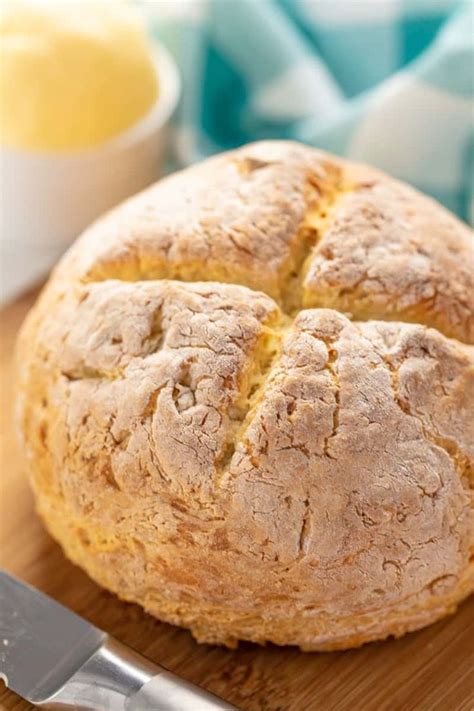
[0,1,158,151]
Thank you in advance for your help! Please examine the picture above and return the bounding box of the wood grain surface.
[1,286,473,711]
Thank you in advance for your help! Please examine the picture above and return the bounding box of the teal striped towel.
[146,0,474,223]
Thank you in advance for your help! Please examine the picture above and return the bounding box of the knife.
[0,570,237,710]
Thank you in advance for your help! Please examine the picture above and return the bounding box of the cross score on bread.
[16,141,473,650]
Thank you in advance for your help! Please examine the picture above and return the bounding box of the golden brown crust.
[303,174,474,342]
[17,140,474,650]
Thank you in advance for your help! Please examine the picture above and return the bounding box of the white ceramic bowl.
[0,43,180,303]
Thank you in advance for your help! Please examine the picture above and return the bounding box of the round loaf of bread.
[17,141,473,650]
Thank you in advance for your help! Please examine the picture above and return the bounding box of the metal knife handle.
[39,637,237,710]
[127,671,235,711]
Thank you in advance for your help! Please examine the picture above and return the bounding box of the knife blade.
[0,570,237,710]
[0,570,105,703]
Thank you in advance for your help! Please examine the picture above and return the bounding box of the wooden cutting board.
[1,286,473,711]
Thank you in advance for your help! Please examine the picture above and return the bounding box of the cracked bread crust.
[17,140,474,650]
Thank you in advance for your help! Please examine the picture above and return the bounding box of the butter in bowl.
[0,0,180,302]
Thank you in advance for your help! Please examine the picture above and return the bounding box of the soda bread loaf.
[17,141,473,650]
